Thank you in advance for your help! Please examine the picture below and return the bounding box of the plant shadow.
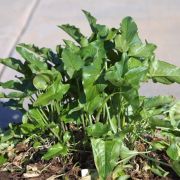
[0,102,22,129]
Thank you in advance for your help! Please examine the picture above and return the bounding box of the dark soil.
[0,158,81,180]
[0,141,83,180]
[0,140,179,179]
[1,154,179,180]
[127,156,179,180]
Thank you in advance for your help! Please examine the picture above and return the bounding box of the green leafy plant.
[0,10,180,179]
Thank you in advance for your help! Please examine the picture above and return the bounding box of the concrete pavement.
[0,0,180,127]
[1,0,180,97]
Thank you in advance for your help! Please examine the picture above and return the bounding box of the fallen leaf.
[16,142,28,152]
[23,172,40,178]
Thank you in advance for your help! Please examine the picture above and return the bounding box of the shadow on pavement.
[0,103,22,129]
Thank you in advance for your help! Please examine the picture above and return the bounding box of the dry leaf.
[23,172,40,178]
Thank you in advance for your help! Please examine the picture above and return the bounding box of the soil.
[127,156,179,180]
[0,140,179,179]
[0,154,179,180]
[0,158,81,180]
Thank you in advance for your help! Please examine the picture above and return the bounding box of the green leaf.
[151,141,167,151]
[16,43,48,72]
[115,34,129,52]
[82,10,109,38]
[150,117,172,128]
[96,24,109,38]
[84,95,103,114]
[117,175,130,180]
[119,144,138,160]
[105,53,128,87]
[0,91,25,99]
[28,109,47,127]
[82,10,97,32]
[0,80,22,89]
[105,62,124,86]
[166,143,180,161]
[106,28,118,40]
[33,74,49,90]
[91,138,122,179]
[49,123,61,140]
[0,57,25,73]
[34,83,69,106]
[112,164,130,180]
[129,43,156,58]
[169,101,180,128]
[0,130,15,143]
[59,24,87,46]
[33,69,55,91]
[63,40,80,53]
[21,123,36,134]
[124,66,148,88]
[62,48,84,78]
[144,96,174,109]
[82,41,106,108]
[81,41,98,61]
[109,116,118,134]
[82,40,105,69]
[33,141,42,149]
[150,164,169,177]
[87,122,109,138]
[127,57,142,69]
[63,131,71,142]
[83,66,100,99]
[115,16,141,52]
[42,143,68,160]
[172,160,180,176]
[150,59,180,84]
[34,73,69,106]
[0,77,36,96]
[121,16,139,45]
[123,87,140,109]
[0,155,7,165]
[61,110,81,124]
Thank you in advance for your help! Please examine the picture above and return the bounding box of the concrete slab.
[0,0,38,57]
[0,0,38,79]
[17,0,180,65]
[1,0,180,89]
[0,0,39,128]
[1,0,180,128]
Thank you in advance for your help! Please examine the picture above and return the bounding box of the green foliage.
[1,10,180,179]
[0,155,7,165]
[91,138,122,179]
[42,143,68,160]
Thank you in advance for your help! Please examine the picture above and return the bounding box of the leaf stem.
[70,148,92,153]
[105,103,111,124]
[117,151,151,164]
[141,154,171,167]
[88,115,93,124]
[81,114,86,128]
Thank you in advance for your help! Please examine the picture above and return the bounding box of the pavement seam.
[0,0,41,80]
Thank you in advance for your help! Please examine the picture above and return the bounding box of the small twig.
[117,151,151,164]
[70,148,92,153]
[40,162,52,173]
[141,154,171,167]
[117,155,135,164]
[138,135,151,145]
[47,174,65,180]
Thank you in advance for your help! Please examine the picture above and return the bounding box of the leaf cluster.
[0,10,180,179]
